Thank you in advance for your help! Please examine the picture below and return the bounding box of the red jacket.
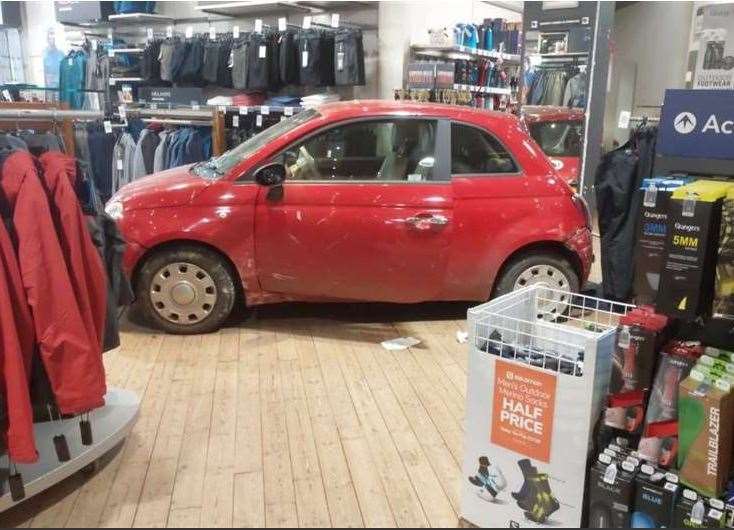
[0,151,106,415]
[39,152,108,350]
[0,221,37,463]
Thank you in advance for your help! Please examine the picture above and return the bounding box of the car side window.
[281,119,438,182]
[451,123,518,175]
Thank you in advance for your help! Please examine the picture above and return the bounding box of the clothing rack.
[0,104,104,156]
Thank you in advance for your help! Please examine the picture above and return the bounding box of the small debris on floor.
[456,331,469,344]
[381,336,421,351]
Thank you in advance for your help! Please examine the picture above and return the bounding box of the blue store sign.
[658,89,734,160]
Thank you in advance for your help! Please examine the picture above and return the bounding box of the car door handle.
[405,213,450,229]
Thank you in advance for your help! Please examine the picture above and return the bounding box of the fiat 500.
[108,101,593,334]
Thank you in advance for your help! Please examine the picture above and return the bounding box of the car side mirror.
[255,163,286,187]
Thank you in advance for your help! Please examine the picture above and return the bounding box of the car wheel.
[493,253,580,319]
[136,246,237,335]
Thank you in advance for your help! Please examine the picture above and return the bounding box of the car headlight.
[105,200,124,220]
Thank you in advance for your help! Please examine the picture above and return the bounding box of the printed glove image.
[512,459,560,524]
[468,456,507,499]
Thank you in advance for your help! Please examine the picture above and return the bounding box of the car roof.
[312,99,521,126]
[522,105,585,123]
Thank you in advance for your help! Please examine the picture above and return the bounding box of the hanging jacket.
[39,152,108,351]
[0,221,38,463]
[0,151,106,415]
[59,50,87,110]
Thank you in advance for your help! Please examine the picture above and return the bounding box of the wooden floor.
[0,302,473,528]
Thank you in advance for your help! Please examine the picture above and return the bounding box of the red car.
[107,101,593,334]
[522,106,585,188]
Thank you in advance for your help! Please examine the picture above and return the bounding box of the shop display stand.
[461,286,634,527]
[0,389,140,513]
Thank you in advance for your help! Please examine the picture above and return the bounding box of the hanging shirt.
[0,151,106,415]
[59,50,87,110]
[43,46,66,89]
[39,152,108,351]
[0,221,37,463]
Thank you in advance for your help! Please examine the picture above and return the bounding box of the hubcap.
[513,264,572,319]
[150,262,217,325]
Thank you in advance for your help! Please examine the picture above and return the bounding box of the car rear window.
[528,121,583,158]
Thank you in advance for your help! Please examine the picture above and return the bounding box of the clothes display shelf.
[411,44,522,65]
[0,389,140,513]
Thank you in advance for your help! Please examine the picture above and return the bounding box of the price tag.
[284,106,294,116]
[337,51,345,71]
[618,110,631,129]
[108,47,115,58]
[302,50,309,68]
[232,115,239,127]
[147,28,154,41]
[259,45,267,59]
[68,58,74,66]
[603,463,618,485]
[683,193,697,218]
[109,78,116,86]
[233,25,240,38]
[185,26,193,39]
[92,40,98,51]
[103,121,113,134]
[117,159,123,170]
[209,26,216,40]
[239,106,248,115]
[303,16,312,29]
[256,114,263,127]
[278,17,287,31]
[166,26,173,38]
[118,105,127,120]
[107,28,113,41]
[643,183,658,207]
[261,106,270,115]
[618,326,631,348]
[191,101,201,111]
[228,50,234,68]
[331,13,340,28]
[255,19,263,33]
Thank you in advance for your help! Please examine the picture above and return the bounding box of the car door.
[254,117,455,302]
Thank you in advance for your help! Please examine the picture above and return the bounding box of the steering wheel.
[289,146,320,180]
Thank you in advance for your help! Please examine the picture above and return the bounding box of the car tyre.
[493,253,580,317]
[136,246,237,335]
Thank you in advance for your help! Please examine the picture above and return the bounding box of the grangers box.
[672,489,727,528]
[714,188,734,320]
[634,177,692,305]
[587,455,638,528]
[678,369,734,498]
[631,465,680,528]
[658,181,734,320]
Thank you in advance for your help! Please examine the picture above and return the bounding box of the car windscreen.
[191,108,321,179]
[528,120,583,158]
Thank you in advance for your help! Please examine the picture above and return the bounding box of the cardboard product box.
[678,370,734,498]
[672,489,728,528]
[631,465,680,528]
[634,177,692,305]
[658,181,734,320]
[587,455,638,528]
[714,189,734,320]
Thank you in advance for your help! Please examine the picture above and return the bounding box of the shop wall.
[377,0,522,99]
[20,0,66,86]
[603,1,693,148]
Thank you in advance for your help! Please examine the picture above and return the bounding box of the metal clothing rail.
[0,108,105,121]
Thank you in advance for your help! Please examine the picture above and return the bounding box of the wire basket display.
[469,286,635,377]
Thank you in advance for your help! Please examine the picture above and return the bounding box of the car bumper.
[565,227,594,282]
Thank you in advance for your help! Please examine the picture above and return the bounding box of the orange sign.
[490,360,558,463]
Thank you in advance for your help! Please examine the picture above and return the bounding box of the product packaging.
[678,369,734,497]
[672,489,727,528]
[604,310,670,434]
[634,177,692,305]
[631,465,680,528]
[658,180,734,319]
[588,454,638,528]
[714,187,734,320]
[638,347,700,466]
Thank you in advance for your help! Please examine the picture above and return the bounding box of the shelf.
[411,44,522,65]
[108,13,174,25]
[452,84,512,95]
[108,77,144,84]
[110,48,145,54]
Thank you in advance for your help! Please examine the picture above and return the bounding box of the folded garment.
[232,92,267,106]
[265,95,302,107]
[206,95,233,107]
[300,93,341,108]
